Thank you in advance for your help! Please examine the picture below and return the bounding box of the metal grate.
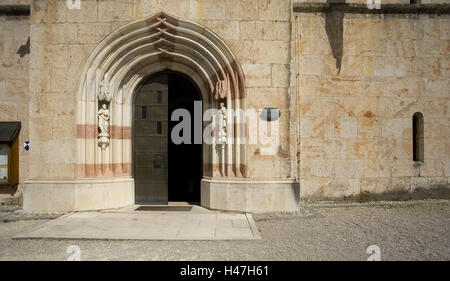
[135,206,193,211]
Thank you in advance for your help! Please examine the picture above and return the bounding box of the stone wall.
[0,7,30,203]
[29,0,294,180]
[12,0,450,209]
[294,10,449,201]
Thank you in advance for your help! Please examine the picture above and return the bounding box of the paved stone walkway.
[13,206,261,240]
[1,200,448,260]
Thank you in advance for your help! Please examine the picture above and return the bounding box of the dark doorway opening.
[133,71,202,205]
[167,74,202,204]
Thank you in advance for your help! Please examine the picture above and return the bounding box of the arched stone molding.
[75,12,247,179]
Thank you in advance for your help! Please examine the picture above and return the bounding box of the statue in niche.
[215,79,227,100]
[98,103,110,150]
[217,102,227,145]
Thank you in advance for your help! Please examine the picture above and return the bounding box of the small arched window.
[412,112,424,162]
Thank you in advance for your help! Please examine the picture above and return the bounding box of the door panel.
[134,74,168,204]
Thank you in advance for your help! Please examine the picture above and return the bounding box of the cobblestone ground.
[0,200,449,261]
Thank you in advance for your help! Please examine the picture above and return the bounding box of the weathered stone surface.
[0,15,30,202]
[98,0,133,22]
[296,11,449,201]
[200,20,240,40]
[1,0,448,210]
[242,63,272,87]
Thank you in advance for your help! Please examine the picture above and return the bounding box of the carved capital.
[98,75,112,102]
[215,79,227,100]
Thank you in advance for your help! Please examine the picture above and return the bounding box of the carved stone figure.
[215,79,227,100]
[98,78,112,102]
[98,103,110,149]
[217,102,227,145]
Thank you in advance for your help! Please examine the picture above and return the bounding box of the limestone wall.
[24,1,450,204]
[29,0,294,180]
[294,11,449,201]
[0,10,30,202]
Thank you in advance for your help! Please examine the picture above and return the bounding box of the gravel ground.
[0,200,449,261]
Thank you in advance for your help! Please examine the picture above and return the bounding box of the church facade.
[0,0,448,212]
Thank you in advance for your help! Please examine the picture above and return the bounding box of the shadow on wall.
[16,36,30,58]
[325,0,344,74]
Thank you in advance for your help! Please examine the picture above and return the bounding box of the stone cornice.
[293,3,450,15]
[0,5,30,16]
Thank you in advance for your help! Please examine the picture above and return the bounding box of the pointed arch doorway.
[133,71,202,205]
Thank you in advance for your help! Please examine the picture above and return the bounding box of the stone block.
[343,18,372,40]
[420,159,447,177]
[369,77,422,98]
[385,39,417,58]
[246,87,289,110]
[301,160,334,178]
[347,138,369,159]
[39,139,76,164]
[343,37,372,56]
[311,118,335,138]
[298,37,332,55]
[271,64,290,88]
[200,20,240,40]
[334,159,363,179]
[47,44,69,68]
[132,0,157,19]
[3,79,28,101]
[0,101,17,121]
[274,21,290,41]
[340,55,373,77]
[423,77,448,97]
[226,39,254,64]
[67,0,97,22]
[357,117,380,139]
[439,19,450,40]
[240,21,274,41]
[257,0,290,21]
[98,0,133,22]
[297,15,327,39]
[298,55,337,76]
[253,40,289,64]
[29,116,53,141]
[323,138,346,160]
[373,56,414,77]
[299,138,323,160]
[32,23,78,44]
[24,178,135,212]
[77,22,112,44]
[336,118,357,139]
[391,160,413,177]
[190,0,226,20]
[417,37,441,58]
[299,117,312,138]
[226,0,259,20]
[242,64,272,87]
